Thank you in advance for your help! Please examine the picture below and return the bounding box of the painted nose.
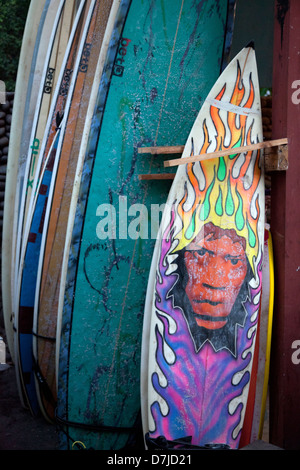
[204,256,229,287]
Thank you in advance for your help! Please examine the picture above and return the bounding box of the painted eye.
[196,248,206,257]
[230,258,239,266]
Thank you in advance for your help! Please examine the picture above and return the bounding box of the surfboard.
[252,228,274,441]
[141,44,265,450]
[14,0,94,416]
[2,0,48,364]
[14,0,81,298]
[258,229,274,439]
[32,0,114,424]
[17,0,78,255]
[55,0,122,380]
[56,0,234,450]
[239,226,274,446]
[13,0,76,295]
[11,7,77,395]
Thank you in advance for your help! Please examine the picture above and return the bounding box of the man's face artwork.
[183,225,248,331]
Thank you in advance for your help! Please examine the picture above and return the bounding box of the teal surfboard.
[57,0,235,450]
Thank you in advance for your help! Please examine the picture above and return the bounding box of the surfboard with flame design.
[141,44,265,449]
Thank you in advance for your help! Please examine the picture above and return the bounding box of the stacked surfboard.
[2,0,273,451]
[3,0,116,424]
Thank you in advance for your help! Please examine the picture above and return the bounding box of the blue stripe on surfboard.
[19,333,39,412]
[18,130,61,414]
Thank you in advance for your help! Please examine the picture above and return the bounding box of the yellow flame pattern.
[173,63,263,273]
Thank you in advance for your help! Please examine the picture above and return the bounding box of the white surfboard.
[2,0,48,362]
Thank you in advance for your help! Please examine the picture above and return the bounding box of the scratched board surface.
[57,0,232,450]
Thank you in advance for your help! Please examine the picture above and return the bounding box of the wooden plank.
[138,145,184,154]
[138,173,174,180]
[138,138,287,157]
[138,142,288,180]
[163,138,288,167]
[264,144,288,171]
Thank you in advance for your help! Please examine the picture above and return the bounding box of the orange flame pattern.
[174,62,263,272]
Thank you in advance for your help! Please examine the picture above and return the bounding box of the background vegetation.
[0,0,31,91]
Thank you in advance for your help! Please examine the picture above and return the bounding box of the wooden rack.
[138,137,288,180]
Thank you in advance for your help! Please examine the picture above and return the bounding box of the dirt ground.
[0,325,59,451]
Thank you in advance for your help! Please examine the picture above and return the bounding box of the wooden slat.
[163,138,288,167]
[138,138,287,159]
[138,145,184,155]
[138,173,175,180]
[264,144,288,171]
[138,138,288,180]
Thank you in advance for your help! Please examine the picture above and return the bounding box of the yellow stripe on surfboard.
[258,230,274,439]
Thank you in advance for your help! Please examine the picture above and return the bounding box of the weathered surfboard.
[14,0,76,298]
[56,0,234,450]
[2,0,49,364]
[55,0,122,378]
[141,44,265,450]
[33,0,114,423]
[15,0,94,415]
[19,0,89,256]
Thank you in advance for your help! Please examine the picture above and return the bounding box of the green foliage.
[0,0,31,91]
[260,87,272,97]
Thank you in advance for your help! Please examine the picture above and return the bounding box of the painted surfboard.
[32,0,114,423]
[2,0,49,364]
[56,0,235,450]
[141,44,265,450]
[15,0,94,415]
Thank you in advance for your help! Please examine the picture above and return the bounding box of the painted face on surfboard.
[171,222,252,353]
[184,232,248,330]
